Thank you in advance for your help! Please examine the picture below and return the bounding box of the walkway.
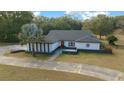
[0,45,124,80]
[47,49,62,61]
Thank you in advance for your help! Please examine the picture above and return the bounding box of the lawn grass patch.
[0,64,102,81]
[56,48,124,72]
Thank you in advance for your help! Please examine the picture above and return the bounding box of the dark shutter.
[44,43,45,53]
[40,43,42,52]
[29,43,31,51]
[36,42,38,52]
[48,43,49,53]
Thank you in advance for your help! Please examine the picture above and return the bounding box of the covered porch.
[62,48,78,54]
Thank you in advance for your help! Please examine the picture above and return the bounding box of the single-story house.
[27,30,101,53]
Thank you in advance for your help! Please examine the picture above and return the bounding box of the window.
[68,41,75,47]
[86,43,90,47]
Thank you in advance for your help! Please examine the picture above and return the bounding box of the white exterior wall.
[64,41,75,48]
[37,43,41,52]
[62,41,100,50]
[64,41,69,47]
[28,43,45,53]
[27,42,60,53]
[34,43,37,52]
[27,43,29,51]
[75,42,100,50]
[27,41,100,53]
[45,44,48,53]
[49,41,60,53]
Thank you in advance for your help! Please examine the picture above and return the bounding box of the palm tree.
[18,23,44,56]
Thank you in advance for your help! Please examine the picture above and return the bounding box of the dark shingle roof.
[45,30,100,43]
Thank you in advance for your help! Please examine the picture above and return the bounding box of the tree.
[115,16,124,29]
[107,35,118,45]
[0,11,33,42]
[18,23,44,56]
[82,15,116,39]
[33,16,82,35]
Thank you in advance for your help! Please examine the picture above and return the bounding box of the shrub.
[107,35,118,45]
[105,45,112,50]
[104,45,113,54]
[100,43,106,49]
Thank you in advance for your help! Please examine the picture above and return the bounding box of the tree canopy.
[82,14,116,39]
[115,16,124,29]
[18,23,44,56]
[33,16,82,35]
[0,11,33,42]
[19,23,44,44]
[0,11,124,43]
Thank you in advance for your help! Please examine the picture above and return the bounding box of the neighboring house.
[27,30,101,53]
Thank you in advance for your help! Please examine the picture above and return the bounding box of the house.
[27,30,101,53]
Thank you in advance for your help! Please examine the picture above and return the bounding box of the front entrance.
[61,41,64,48]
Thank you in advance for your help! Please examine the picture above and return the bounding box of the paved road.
[0,45,124,80]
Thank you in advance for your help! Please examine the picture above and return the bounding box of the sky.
[33,11,124,20]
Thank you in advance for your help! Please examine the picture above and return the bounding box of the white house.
[27,30,101,53]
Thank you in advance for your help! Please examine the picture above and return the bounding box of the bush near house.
[107,35,118,45]
[104,45,113,54]
[99,41,113,54]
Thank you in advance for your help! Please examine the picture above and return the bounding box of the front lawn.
[56,48,124,72]
[0,64,102,80]
[4,52,50,61]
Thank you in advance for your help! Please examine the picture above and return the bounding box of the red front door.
[61,41,64,48]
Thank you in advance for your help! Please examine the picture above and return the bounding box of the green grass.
[4,52,50,61]
[56,48,124,72]
[0,64,102,81]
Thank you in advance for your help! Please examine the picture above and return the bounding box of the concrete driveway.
[0,44,26,55]
[0,45,124,81]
